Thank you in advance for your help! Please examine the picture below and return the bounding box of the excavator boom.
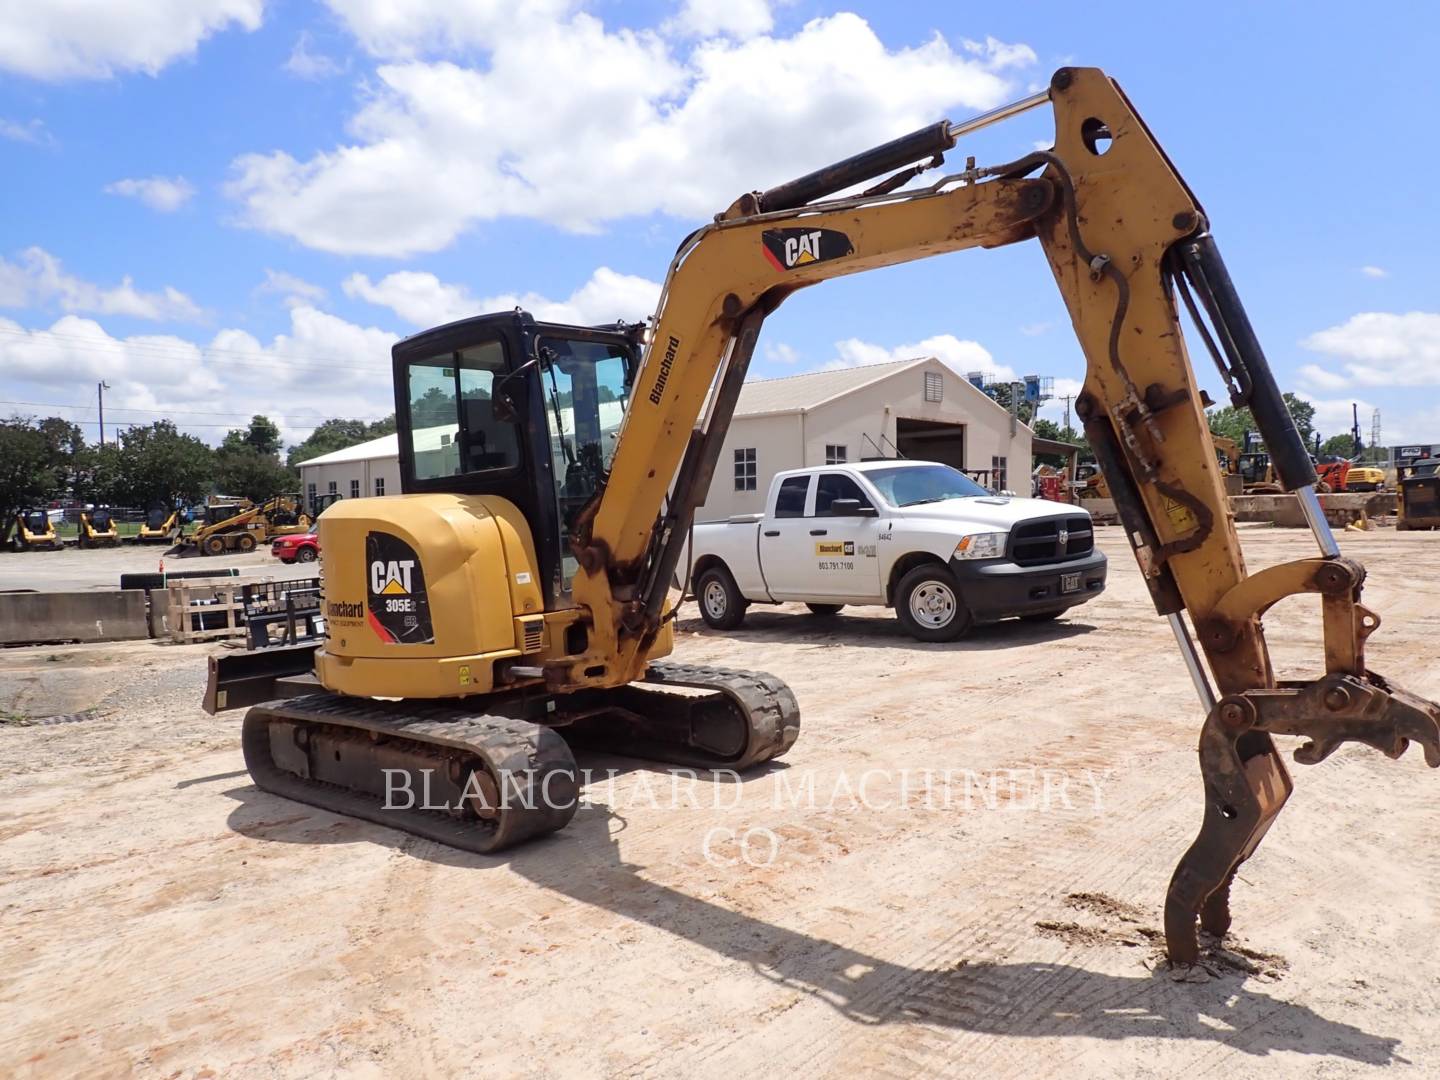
[561,66,1440,964]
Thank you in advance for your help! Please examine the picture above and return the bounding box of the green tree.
[34,417,87,497]
[987,382,1038,424]
[287,415,396,467]
[222,415,283,457]
[1030,418,1088,468]
[1320,433,1358,459]
[214,446,295,502]
[0,418,65,545]
[112,422,214,507]
[1207,392,1315,448]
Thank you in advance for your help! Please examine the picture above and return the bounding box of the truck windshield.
[865,464,989,507]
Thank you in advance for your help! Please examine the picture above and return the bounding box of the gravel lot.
[2,524,1438,1077]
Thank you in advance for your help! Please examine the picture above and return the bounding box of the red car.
[271,532,320,564]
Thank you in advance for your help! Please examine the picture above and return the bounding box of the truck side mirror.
[828,498,876,517]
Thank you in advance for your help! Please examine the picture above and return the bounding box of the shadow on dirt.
[224,789,1401,1064]
[671,608,1098,653]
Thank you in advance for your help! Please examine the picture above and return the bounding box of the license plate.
[1060,571,1081,594]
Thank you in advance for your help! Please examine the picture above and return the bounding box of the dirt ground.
[2,524,1438,1078]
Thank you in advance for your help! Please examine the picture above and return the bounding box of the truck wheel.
[696,566,747,631]
[806,603,843,617]
[236,534,257,553]
[297,546,318,563]
[204,536,227,556]
[895,564,973,642]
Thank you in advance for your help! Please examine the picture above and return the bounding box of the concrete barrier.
[0,590,150,645]
[1229,492,1397,527]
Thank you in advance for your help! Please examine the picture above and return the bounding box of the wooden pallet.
[166,577,269,644]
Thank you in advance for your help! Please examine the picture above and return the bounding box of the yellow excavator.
[207,68,1439,967]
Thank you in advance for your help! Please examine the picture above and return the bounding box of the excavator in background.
[9,509,62,551]
[77,507,119,548]
[173,493,311,556]
[134,505,183,544]
[206,68,1439,967]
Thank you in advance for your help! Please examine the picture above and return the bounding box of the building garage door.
[895,418,965,471]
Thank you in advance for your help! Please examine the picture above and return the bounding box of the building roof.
[734,356,1026,429]
[733,358,922,416]
[295,432,398,467]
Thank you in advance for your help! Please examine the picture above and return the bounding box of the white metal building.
[294,356,1033,518]
[296,434,402,509]
[697,357,1033,519]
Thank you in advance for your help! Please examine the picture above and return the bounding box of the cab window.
[813,473,874,516]
[406,342,519,480]
[773,475,810,518]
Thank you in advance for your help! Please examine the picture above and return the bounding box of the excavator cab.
[391,309,641,607]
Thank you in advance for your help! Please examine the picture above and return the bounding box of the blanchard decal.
[814,540,856,557]
[326,599,364,621]
[366,532,435,645]
[648,335,680,405]
[762,228,854,272]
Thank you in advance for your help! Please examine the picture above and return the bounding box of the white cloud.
[0,0,263,81]
[344,266,661,327]
[1301,311,1440,387]
[669,0,774,39]
[1360,265,1388,279]
[763,342,800,365]
[1297,362,1349,392]
[1,117,52,145]
[228,12,1034,255]
[104,175,196,212]
[320,0,576,58]
[1019,321,1052,337]
[829,333,999,375]
[1294,392,1377,443]
[256,269,327,307]
[0,306,397,447]
[0,247,201,322]
[285,31,343,79]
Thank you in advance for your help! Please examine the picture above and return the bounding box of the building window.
[328,481,337,495]
[924,371,943,403]
[991,455,1008,491]
[307,483,316,505]
[824,444,847,465]
[733,448,757,491]
[350,479,361,499]
[374,477,385,496]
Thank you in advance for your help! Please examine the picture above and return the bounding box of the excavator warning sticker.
[366,532,435,645]
[761,228,854,272]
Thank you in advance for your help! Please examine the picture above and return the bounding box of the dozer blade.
[243,693,579,854]
[560,661,800,771]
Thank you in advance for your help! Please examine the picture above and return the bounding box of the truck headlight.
[953,532,1006,560]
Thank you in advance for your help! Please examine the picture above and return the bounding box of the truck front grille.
[1009,515,1093,566]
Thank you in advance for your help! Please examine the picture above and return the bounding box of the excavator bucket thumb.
[1166,672,1440,966]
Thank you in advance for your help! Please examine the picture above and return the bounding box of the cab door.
[757,474,816,602]
[801,472,884,602]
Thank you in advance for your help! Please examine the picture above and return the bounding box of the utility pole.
[1061,394,1074,435]
[97,381,111,447]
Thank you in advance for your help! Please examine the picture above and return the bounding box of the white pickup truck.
[684,460,1107,641]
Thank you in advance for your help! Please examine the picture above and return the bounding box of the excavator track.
[242,694,579,854]
[240,663,797,854]
[562,661,801,771]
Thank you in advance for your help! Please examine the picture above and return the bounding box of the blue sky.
[3,0,1437,449]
